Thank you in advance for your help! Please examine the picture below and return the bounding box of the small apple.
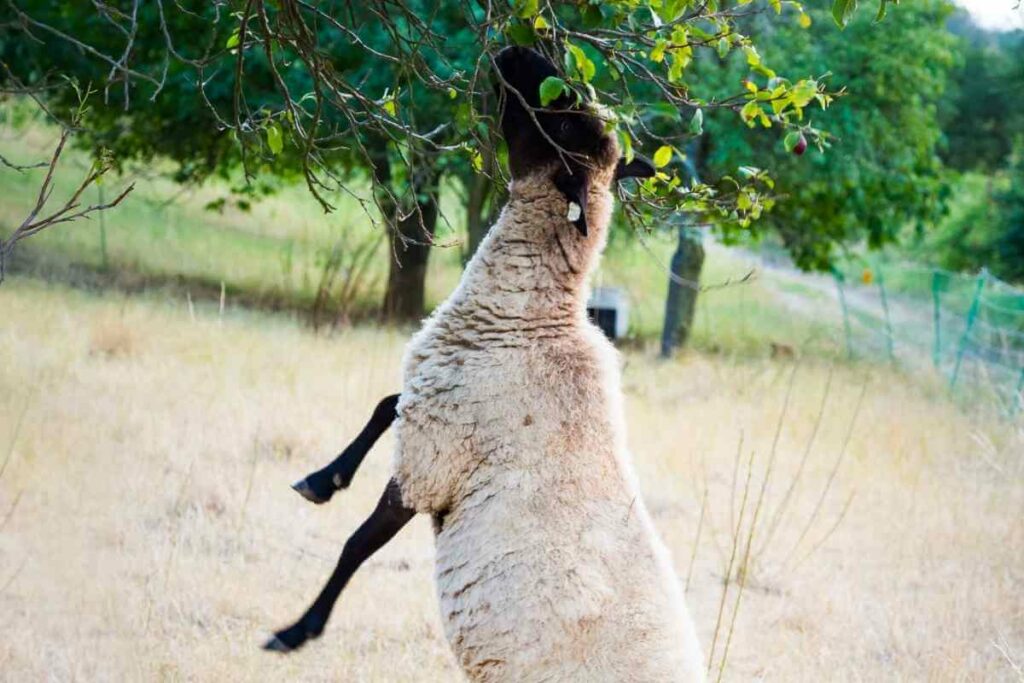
[792,133,808,156]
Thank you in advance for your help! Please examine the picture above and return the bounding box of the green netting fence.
[830,261,1024,418]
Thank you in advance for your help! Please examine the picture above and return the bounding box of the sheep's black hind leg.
[264,478,415,653]
[292,393,400,504]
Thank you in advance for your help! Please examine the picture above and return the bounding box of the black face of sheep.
[494,46,655,236]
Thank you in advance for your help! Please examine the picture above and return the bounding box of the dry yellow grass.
[1,278,1022,681]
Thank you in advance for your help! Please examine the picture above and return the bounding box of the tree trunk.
[660,225,706,358]
[660,138,706,358]
[462,138,504,264]
[382,164,440,323]
[465,172,491,262]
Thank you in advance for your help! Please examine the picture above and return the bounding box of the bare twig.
[0,121,133,282]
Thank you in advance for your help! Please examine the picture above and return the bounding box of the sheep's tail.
[291,393,400,504]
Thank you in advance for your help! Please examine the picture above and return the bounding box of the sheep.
[266,45,705,682]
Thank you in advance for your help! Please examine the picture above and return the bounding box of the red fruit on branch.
[793,134,808,156]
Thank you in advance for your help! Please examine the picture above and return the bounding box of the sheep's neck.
[453,179,610,331]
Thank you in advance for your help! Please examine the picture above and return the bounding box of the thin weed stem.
[791,490,857,571]
[707,438,754,676]
[784,380,868,568]
[685,487,708,594]
[758,364,835,558]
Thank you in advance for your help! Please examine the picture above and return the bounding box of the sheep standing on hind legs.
[267,46,705,682]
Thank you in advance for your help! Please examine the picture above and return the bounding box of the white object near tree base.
[587,286,630,340]
[566,201,582,222]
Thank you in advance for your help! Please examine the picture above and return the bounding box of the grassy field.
[1,278,1022,681]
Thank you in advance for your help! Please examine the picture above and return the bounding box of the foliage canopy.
[0,0,860,229]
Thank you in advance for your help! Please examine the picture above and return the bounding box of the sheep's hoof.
[291,475,332,505]
[262,635,293,653]
[263,616,323,653]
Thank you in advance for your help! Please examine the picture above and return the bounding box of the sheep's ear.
[553,167,589,237]
[614,155,656,182]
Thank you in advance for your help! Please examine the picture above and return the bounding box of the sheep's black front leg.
[264,478,415,654]
[292,393,400,504]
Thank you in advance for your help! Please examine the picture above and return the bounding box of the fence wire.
[830,262,1024,418]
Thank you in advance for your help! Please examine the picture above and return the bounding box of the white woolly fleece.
[391,159,705,682]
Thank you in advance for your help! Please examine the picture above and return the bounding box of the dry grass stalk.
[707,438,755,676]
[684,488,708,595]
[714,366,801,680]
[783,380,868,569]
[756,364,835,556]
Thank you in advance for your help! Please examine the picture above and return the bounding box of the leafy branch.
[0,0,855,234]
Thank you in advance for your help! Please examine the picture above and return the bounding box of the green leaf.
[689,108,704,135]
[740,100,762,127]
[619,130,634,163]
[653,145,673,168]
[790,80,818,108]
[581,58,596,82]
[832,0,858,27]
[670,25,689,46]
[567,43,596,82]
[580,4,604,28]
[538,76,567,106]
[668,50,690,83]
[515,0,539,19]
[225,29,240,50]
[266,122,283,155]
[875,0,888,22]
[650,39,667,64]
[658,0,687,23]
[507,22,536,46]
[717,37,730,59]
[743,46,761,67]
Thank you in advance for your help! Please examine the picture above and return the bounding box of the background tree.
[908,15,1024,283]
[658,0,957,355]
[990,144,1024,282]
[940,16,1024,172]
